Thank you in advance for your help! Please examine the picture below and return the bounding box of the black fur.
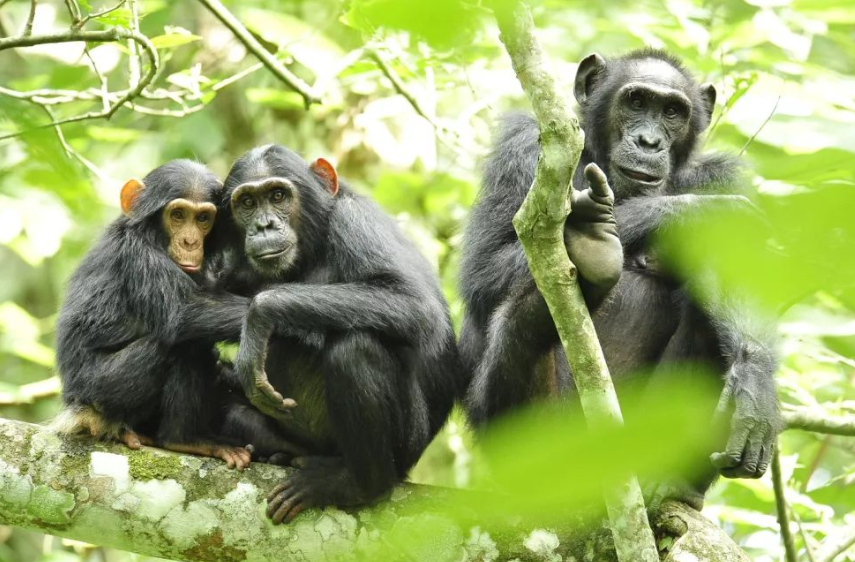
[55,160,250,453]
[220,145,461,522]
[460,50,780,505]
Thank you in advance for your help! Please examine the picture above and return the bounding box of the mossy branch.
[0,417,750,561]
[492,3,659,561]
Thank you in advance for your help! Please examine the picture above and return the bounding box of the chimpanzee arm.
[615,193,755,251]
[705,297,782,479]
[232,282,428,418]
[172,291,250,344]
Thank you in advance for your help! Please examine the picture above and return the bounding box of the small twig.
[23,0,37,36]
[39,105,107,179]
[369,49,434,125]
[63,0,82,25]
[127,0,140,88]
[196,0,320,107]
[817,529,855,562]
[73,0,127,29]
[789,504,818,562]
[127,101,205,117]
[772,448,798,562]
[0,28,158,140]
[740,93,780,155]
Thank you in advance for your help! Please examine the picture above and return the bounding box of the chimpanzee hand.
[234,294,297,420]
[709,362,782,479]
[564,163,623,292]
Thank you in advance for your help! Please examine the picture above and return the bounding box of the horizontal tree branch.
[783,409,855,436]
[0,417,748,562]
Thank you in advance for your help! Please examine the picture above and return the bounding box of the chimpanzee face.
[161,198,217,274]
[606,59,694,194]
[119,160,221,275]
[229,177,301,276]
[574,53,716,198]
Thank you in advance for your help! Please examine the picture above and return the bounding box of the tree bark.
[0,417,749,561]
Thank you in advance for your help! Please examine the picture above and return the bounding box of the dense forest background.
[1,0,854,561]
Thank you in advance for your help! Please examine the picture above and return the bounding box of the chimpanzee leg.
[465,281,560,425]
[155,354,251,470]
[641,296,724,511]
[83,338,169,428]
[219,399,309,464]
[265,332,402,524]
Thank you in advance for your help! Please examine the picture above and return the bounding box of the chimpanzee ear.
[310,158,339,196]
[120,179,145,216]
[699,82,717,128]
[574,53,606,105]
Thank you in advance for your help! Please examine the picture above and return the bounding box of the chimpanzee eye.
[271,189,287,203]
[240,196,255,209]
[170,209,184,220]
[630,96,643,110]
[197,213,209,223]
[664,105,679,117]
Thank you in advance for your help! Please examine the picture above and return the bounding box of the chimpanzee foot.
[162,442,252,471]
[644,479,705,513]
[265,456,369,524]
[119,429,148,449]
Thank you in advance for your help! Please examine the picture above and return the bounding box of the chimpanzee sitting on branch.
[55,161,254,469]
[460,49,781,507]
[217,145,461,523]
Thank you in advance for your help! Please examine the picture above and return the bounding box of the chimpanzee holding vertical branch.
[54,160,256,469]
[218,145,461,523]
[460,48,781,507]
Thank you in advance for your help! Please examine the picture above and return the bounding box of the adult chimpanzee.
[54,160,254,469]
[459,49,781,507]
[219,145,460,523]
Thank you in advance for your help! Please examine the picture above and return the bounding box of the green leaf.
[150,32,202,49]
[245,88,305,110]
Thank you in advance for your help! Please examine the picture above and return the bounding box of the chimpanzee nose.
[254,215,277,231]
[182,237,200,250]
[635,133,662,152]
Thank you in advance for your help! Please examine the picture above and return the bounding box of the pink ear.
[120,179,144,215]
[310,158,339,196]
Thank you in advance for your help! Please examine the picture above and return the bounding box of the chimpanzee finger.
[710,420,754,469]
[235,448,251,471]
[754,433,775,478]
[267,490,287,520]
[584,163,612,200]
[267,481,293,502]
[272,494,304,525]
[753,445,771,478]
[284,503,307,524]
[222,450,236,469]
[739,437,764,477]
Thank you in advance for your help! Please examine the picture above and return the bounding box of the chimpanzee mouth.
[178,263,201,274]
[618,167,662,184]
[255,248,290,261]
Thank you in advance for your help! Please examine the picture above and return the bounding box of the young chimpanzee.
[54,160,253,469]
[460,49,781,507]
[218,145,461,523]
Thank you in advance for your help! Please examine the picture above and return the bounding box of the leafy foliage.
[1,0,854,560]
